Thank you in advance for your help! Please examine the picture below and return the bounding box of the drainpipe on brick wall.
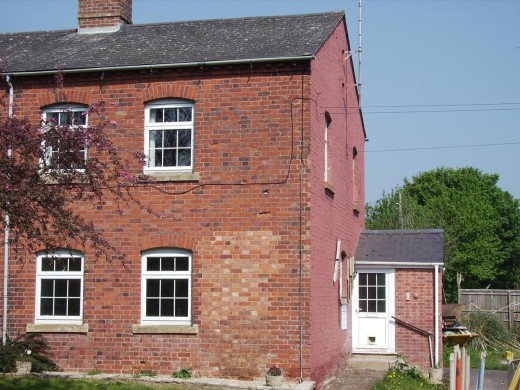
[2,75,13,346]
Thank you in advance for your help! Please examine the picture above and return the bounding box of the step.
[347,353,397,371]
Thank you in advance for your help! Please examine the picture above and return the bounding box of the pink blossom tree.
[0,74,149,261]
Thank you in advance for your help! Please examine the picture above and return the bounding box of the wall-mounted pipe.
[2,75,13,346]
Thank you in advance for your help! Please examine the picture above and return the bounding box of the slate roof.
[0,11,344,75]
[355,229,444,266]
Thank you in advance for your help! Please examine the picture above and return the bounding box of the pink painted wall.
[308,17,365,387]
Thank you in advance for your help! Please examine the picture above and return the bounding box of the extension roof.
[0,11,344,75]
[355,230,444,267]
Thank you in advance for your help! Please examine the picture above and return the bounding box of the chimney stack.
[78,0,132,32]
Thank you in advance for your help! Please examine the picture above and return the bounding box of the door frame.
[352,268,395,353]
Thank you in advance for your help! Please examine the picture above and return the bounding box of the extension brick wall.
[0,33,365,387]
[395,269,443,372]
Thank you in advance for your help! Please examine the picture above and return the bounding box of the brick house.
[0,0,366,387]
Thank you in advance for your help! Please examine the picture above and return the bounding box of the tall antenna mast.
[358,0,362,107]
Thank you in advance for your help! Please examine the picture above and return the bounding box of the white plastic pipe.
[2,75,13,346]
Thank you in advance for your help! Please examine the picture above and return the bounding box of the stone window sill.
[132,324,198,334]
[325,181,335,196]
[26,323,89,333]
[144,172,200,182]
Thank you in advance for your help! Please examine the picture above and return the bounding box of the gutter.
[2,75,13,346]
[355,261,444,268]
[1,55,315,77]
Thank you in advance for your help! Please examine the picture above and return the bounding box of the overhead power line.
[365,141,520,153]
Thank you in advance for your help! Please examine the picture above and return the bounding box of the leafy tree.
[366,167,520,301]
[0,74,148,261]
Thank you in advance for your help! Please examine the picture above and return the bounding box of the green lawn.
[370,369,446,390]
[0,376,208,390]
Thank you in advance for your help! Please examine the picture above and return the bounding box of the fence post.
[509,290,513,331]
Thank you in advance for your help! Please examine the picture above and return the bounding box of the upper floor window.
[41,105,89,171]
[144,100,194,172]
[141,248,192,325]
[35,250,84,324]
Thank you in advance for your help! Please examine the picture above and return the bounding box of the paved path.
[325,368,386,390]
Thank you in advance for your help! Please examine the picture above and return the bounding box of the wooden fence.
[458,289,520,331]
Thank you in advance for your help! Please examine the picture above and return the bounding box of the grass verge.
[0,375,208,390]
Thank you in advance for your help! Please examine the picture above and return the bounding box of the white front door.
[352,269,395,352]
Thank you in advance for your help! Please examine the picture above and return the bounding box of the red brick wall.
[395,268,443,372]
[78,0,132,29]
[309,19,365,386]
[1,62,313,380]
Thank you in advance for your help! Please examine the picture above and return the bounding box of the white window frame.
[144,100,194,173]
[141,248,192,325]
[35,250,84,325]
[41,104,89,171]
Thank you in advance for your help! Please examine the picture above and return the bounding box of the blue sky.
[1,0,519,204]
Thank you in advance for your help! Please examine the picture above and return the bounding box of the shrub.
[461,310,520,352]
[0,333,58,373]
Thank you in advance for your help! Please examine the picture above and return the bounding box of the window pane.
[161,280,174,297]
[72,111,87,126]
[164,108,177,122]
[161,299,174,316]
[367,273,376,285]
[41,280,54,297]
[176,257,189,271]
[69,280,81,297]
[153,149,163,167]
[47,112,60,125]
[55,258,68,271]
[377,273,385,285]
[146,299,159,316]
[359,273,367,285]
[59,112,69,126]
[367,300,376,313]
[161,258,175,271]
[178,129,191,147]
[175,279,189,297]
[377,300,386,313]
[146,280,160,297]
[359,286,367,299]
[163,149,176,167]
[54,280,68,297]
[54,298,67,315]
[41,258,54,271]
[367,286,376,300]
[163,130,176,148]
[176,299,188,316]
[150,108,163,123]
[150,130,163,147]
[178,149,191,166]
[40,298,53,315]
[178,107,192,122]
[68,298,81,316]
[377,287,386,300]
[69,258,82,271]
[147,258,160,271]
